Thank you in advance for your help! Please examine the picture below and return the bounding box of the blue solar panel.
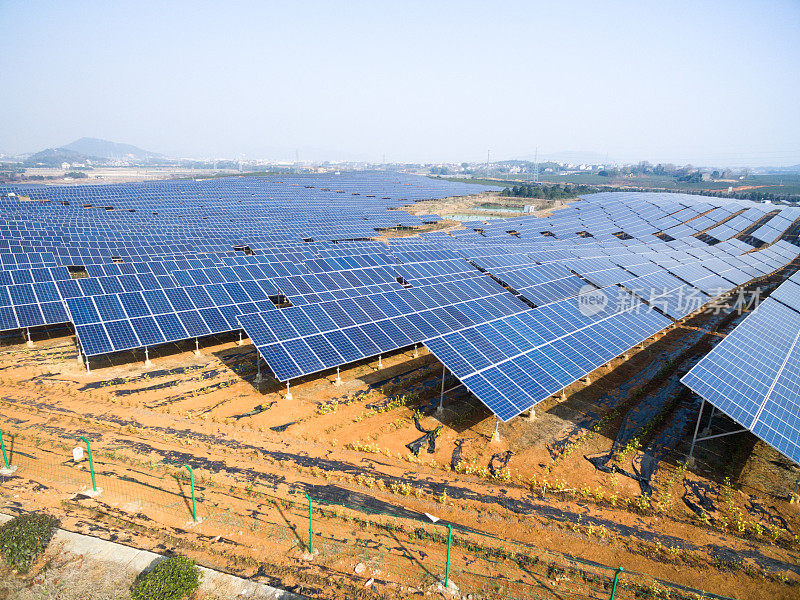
[682,297,800,463]
[427,288,672,421]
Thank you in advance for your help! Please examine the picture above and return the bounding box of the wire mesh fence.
[0,431,730,600]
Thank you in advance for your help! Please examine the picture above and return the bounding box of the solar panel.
[682,297,800,463]
[427,287,672,421]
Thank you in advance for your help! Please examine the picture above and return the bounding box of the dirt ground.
[400,193,566,221]
[0,286,799,600]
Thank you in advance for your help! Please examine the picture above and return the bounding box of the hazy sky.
[1,1,798,166]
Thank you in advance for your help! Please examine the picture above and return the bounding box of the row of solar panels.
[71,271,521,358]
[426,287,673,420]
[682,268,800,464]
[240,284,529,381]
[415,242,800,422]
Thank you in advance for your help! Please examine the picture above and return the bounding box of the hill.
[61,137,162,161]
[23,147,97,167]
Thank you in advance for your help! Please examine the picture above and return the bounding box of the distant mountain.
[61,137,162,161]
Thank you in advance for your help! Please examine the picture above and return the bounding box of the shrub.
[0,512,59,572]
[131,555,201,600]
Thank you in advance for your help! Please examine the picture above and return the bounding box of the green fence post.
[305,494,314,553]
[610,567,623,599]
[78,436,97,491]
[182,464,197,522]
[0,429,9,469]
[444,523,452,587]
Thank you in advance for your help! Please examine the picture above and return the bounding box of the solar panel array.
[426,287,672,420]
[682,269,800,464]
[239,277,528,381]
[4,177,800,450]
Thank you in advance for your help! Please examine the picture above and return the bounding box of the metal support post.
[306,494,314,553]
[286,380,293,401]
[334,365,341,386]
[491,417,500,442]
[0,428,9,468]
[237,331,243,346]
[144,347,151,367]
[412,343,418,358]
[183,464,198,522]
[255,356,262,383]
[377,354,383,369]
[701,406,715,437]
[610,567,623,599]
[78,435,97,492]
[0,428,16,475]
[437,364,446,414]
[85,357,90,374]
[443,523,452,587]
[791,477,800,503]
[688,399,706,463]
[26,328,33,347]
[194,338,201,355]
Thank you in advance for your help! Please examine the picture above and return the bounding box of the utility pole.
[533,147,540,184]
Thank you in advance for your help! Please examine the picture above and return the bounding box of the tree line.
[499,183,597,200]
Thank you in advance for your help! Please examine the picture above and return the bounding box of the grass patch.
[131,555,201,600]
[0,512,59,572]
